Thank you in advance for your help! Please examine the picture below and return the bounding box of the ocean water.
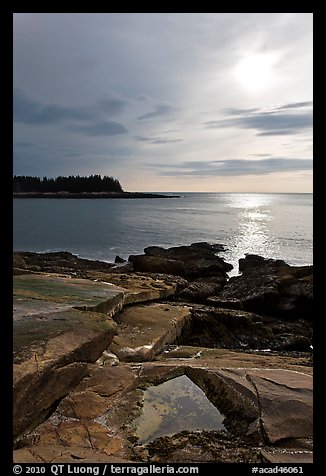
[13,193,313,274]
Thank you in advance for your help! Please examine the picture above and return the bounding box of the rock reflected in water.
[134,374,225,444]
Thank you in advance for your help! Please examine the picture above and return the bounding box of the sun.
[235,53,278,92]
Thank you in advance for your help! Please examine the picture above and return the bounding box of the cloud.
[13,89,128,136]
[206,102,313,136]
[223,107,260,116]
[96,97,129,115]
[13,14,312,190]
[149,157,312,177]
[276,101,313,110]
[133,135,183,144]
[252,153,271,157]
[256,130,298,136]
[13,89,92,124]
[224,102,312,116]
[68,121,128,136]
[137,104,175,121]
[137,94,151,102]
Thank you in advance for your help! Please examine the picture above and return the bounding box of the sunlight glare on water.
[13,193,313,271]
[221,194,282,273]
[224,192,275,209]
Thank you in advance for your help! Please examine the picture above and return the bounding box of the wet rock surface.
[13,244,313,463]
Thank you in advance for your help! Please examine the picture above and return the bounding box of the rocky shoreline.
[13,243,313,463]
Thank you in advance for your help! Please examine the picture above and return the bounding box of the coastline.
[13,245,313,464]
[13,191,180,199]
[13,193,313,271]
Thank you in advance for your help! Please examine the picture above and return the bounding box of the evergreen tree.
[13,174,124,193]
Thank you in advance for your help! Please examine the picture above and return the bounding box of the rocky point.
[13,243,313,464]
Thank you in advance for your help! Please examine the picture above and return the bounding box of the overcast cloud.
[205,103,313,136]
[13,13,313,192]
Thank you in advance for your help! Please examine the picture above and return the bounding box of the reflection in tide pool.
[134,375,225,444]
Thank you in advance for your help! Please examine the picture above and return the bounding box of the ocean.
[13,193,313,274]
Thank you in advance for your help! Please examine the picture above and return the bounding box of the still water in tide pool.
[134,375,225,444]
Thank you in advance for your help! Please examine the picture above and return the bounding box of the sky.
[13,13,313,192]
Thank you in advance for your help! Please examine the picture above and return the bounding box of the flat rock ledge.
[13,361,312,464]
[13,250,313,464]
[13,272,189,442]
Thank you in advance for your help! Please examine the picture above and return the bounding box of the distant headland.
[13,174,179,199]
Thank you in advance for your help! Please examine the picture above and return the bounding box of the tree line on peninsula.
[13,175,124,194]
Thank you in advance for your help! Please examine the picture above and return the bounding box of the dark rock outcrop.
[208,254,313,321]
[177,306,312,351]
[190,242,226,253]
[238,254,289,272]
[177,276,227,302]
[13,251,116,277]
[129,255,186,277]
[130,243,232,279]
[114,255,126,264]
